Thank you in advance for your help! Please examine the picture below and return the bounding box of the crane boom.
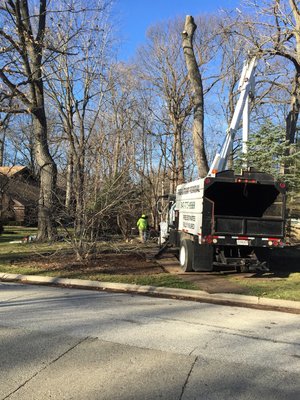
[208,56,257,176]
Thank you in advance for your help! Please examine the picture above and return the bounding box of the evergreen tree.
[236,121,300,194]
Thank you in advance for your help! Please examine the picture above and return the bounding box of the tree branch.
[0,69,32,106]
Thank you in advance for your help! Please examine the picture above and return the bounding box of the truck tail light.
[236,178,257,183]
[202,235,220,244]
[202,235,213,244]
[267,238,280,246]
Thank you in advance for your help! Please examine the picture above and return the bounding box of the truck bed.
[203,170,286,241]
[214,215,284,237]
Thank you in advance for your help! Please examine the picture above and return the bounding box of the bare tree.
[6,115,36,172]
[137,19,194,186]
[0,0,57,240]
[236,0,300,172]
[0,112,10,166]
[45,0,113,234]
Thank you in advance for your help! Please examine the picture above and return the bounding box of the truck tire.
[179,239,193,272]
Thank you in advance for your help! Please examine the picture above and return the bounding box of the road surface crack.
[179,356,198,400]
[1,336,90,400]
[155,316,300,346]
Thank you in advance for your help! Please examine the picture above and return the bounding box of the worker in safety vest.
[137,214,148,243]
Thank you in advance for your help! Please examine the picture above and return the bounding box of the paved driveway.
[0,282,299,399]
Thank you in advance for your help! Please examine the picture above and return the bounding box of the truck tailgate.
[215,216,284,237]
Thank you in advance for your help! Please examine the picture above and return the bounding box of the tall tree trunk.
[285,71,300,174]
[74,154,85,236]
[286,72,300,145]
[0,114,9,166]
[18,0,57,240]
[0,134,5,167]
[33,110,57,240]
[65,146,74,211]
[182,15,209,177]
[286,1,300,173]
[174,125,185,184]
[170,140,176,193]
[113,132,120,178]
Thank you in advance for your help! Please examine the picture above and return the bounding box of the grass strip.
[228,273,300,301]
[1,226,299,300]
[0,263,198,290]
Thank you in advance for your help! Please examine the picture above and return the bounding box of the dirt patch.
[10,243,300,295]
[156,256,252,294]
[156,245,300,294]
[178,272,254,294]
[14,252,164,276]
[11,245,247,294]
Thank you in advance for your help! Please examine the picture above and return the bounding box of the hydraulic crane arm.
[208,56,257,176]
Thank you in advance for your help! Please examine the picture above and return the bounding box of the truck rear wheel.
[179,239,193,272]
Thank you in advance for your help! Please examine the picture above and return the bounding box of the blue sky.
[115,0,241,59]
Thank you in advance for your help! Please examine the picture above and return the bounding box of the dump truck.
[163,169,286,272]
[159,57,286,272]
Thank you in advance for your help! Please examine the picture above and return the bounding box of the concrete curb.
[0,272,299,313]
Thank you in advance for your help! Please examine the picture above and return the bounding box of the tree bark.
[32,108,57,240]
[285,71,300,174]
[74,154,85,235]
[0,114,10,166]
[19,0,57,240]
[285,1,300,174]
[174,124,185,184]
[182,16,209,177]
[0,0,58,240]
[0,132,6,167]
[65,146,74,211]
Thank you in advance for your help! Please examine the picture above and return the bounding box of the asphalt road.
[0,282,299,400]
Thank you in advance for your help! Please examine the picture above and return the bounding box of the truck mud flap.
[193,242,214,272]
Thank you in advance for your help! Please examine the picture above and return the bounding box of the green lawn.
[0,226,38,244]
[0,226,198,290]
[0,226,299,300]
[228,273,300,301]
[0,261,198,290]
[0,227,71,265]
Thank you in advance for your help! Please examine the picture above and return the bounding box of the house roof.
[0,166,39,207]
[7,179,39,206]
[0,166,28,177]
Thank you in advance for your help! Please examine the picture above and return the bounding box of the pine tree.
[236,121,299,191]
[235,120,300,217]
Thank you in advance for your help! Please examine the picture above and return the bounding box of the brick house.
[0,166,39,225]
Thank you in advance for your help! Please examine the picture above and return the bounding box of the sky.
[115,0,241,59]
